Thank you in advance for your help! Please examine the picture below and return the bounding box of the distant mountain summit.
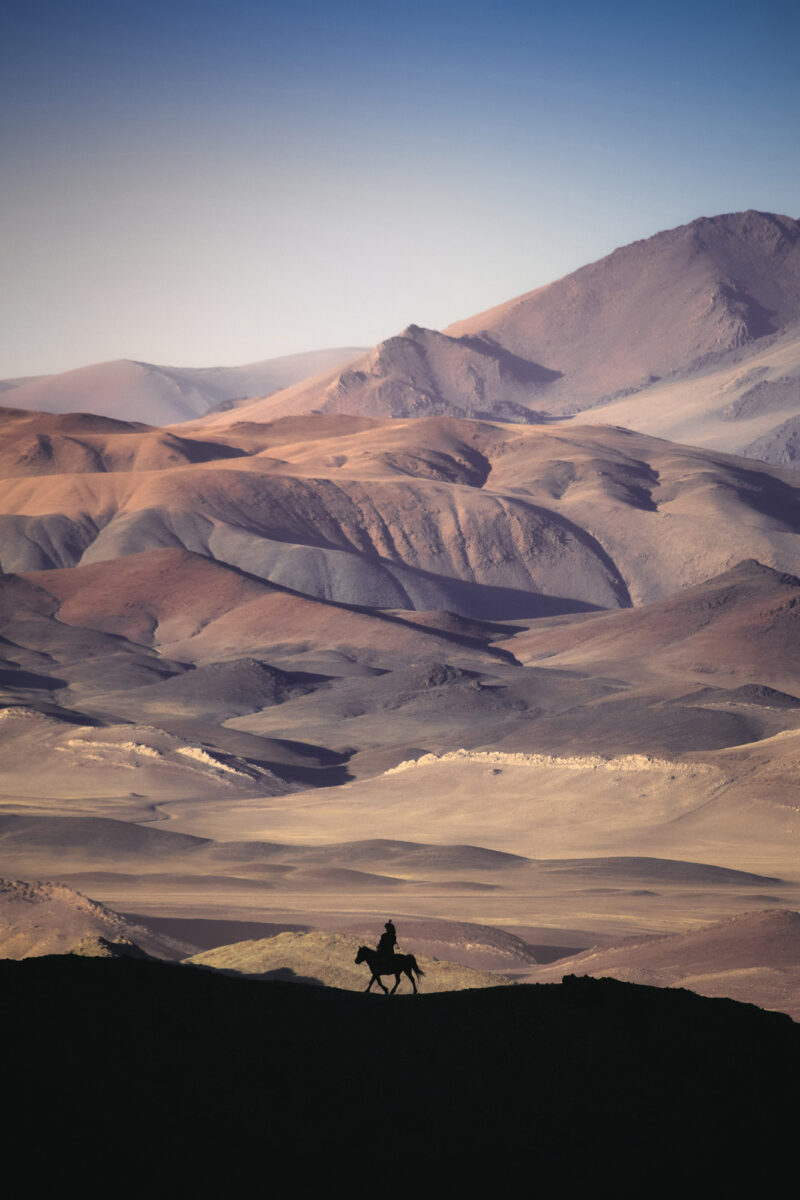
[446,210,800,409]
[213,211,800,463]
[7,212,799,459]
[0,347,366,426]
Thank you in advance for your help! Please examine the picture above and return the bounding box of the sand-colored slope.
[0,706,289,800]
[3,415,800,612]
[501,559,800,692]
[184,929,512,991]
[527,909,800,1020]
[154,738,799,877]
[578,325,800,464]
[0,348,366,425]
[0,878,192,959]
[0,406,249,478]
[5,801,798,976]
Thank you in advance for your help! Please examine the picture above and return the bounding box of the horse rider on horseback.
[376,920,397,963]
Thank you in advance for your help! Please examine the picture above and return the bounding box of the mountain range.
[0,346,366,426]
[2,209,800,1020]
[193,210,800,464]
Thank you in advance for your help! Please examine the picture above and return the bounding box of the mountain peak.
[215,211,800,430]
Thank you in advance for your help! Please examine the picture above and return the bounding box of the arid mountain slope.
[3,409,800,803]
[578,324,800,464]
[0,407,246,477]
[447,211,800,408]
[8,547,511,666]
[208,322,561,423]
[502,559,800,692]
[0,878,191,959]
[528,909,800,1020]
[3,412,800,615]
[0,347,365,425]
[0,547,520,799]
[203,212,800,455]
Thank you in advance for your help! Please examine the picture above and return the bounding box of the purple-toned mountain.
[447,210,800,411]
[206,211,800,436]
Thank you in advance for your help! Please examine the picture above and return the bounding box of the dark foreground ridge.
[5,956,797,1187]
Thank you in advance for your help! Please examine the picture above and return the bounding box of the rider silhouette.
[376,920,397,961]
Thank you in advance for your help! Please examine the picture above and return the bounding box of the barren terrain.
[2,211,800,1017]
[0,347,366,426]
[197,211,800,463]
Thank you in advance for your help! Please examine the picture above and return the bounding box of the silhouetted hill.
[4,956,797,1187]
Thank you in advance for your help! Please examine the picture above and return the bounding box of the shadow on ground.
[4,956,797,1188]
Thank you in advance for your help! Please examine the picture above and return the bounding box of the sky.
[1,0,798,378]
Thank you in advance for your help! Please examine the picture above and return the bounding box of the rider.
[376,919,397,962]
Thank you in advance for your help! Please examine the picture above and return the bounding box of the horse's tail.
[409,955,425,978]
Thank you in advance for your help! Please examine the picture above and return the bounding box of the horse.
[354,946,425,995]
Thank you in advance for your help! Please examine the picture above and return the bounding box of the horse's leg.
[405,967,418,994]
[389,972,401,995]
[371,971,388,995]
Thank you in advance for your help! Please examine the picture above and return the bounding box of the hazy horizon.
[2,0,799,379]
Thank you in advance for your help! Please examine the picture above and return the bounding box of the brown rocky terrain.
[3,413,800,611]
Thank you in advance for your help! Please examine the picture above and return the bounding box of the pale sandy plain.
[2,210,800,1016]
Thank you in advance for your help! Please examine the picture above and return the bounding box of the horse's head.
[354,946,369,964]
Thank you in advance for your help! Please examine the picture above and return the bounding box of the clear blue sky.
[1,0,798,376]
